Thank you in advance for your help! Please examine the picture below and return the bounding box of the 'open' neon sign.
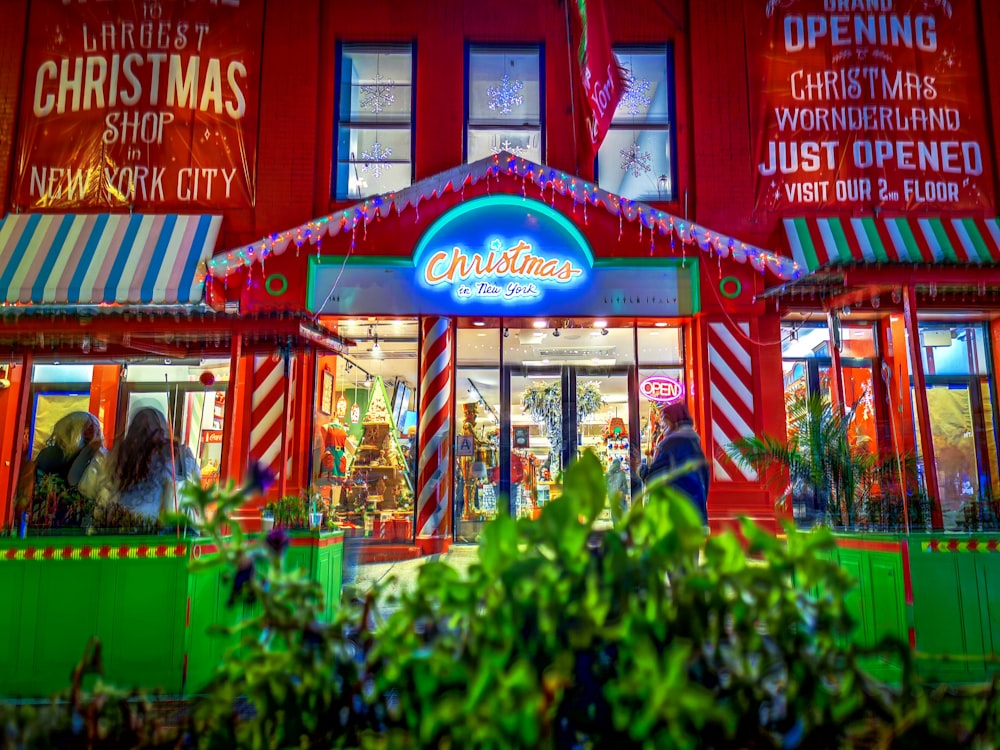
[640,375,684,404]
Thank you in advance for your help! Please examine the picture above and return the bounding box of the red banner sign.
[746,0,993,213]
[568,0,627,165]
[13,0,263,210]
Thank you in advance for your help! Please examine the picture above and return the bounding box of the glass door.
[504,324,637,523]
[910,323,999,530]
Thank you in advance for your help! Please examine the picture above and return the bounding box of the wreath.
[521,380,605,468]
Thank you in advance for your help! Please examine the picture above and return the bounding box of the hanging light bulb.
[364,373,373,388]
[372,334,381,353]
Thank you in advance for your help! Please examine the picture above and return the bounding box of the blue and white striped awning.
[0,213,222,305]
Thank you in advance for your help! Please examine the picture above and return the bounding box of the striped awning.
[0,213,221,305]
[784,216,1000,273]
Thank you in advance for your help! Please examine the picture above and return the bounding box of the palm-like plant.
[726,393,877,527]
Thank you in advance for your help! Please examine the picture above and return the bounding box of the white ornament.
[618,72,652,117]
[490,137,525,156]
[486,73,524,115]
[360,73,395,114]
[619,142,651,178]
[360,141,392,179]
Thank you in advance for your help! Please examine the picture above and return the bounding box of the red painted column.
[0,353,31,526]
[415,316,454,554]
[88,365,120,448]
[903,285,944,530]
[826,311,846,414]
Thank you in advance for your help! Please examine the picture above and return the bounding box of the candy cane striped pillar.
[415,317,454,554]
[250,352,291,490]
[707,319,758,482]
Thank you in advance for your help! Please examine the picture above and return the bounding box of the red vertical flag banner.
[746,0,993,213]
[568,0,628,165]
[14,0,264,211]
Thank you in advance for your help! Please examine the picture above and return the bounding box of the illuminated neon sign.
[640,375,685,404]
[422,238,584,301]
[413,196,592,306]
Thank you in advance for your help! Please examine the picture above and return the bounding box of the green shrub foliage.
[3,452,999,748]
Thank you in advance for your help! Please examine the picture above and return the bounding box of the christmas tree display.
[344,376,414,528]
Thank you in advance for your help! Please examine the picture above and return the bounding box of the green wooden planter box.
[267,529,346,623]
[0,529,344,699]
[831,533,1000,684]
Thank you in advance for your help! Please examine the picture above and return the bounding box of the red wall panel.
[0,1,28,212]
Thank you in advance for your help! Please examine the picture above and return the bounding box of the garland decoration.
[204,152,803,285]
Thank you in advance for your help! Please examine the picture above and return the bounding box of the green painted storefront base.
[0,530,344,699]
[831,534,1000,684]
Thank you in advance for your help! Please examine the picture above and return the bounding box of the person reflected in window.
[96,407,200,523]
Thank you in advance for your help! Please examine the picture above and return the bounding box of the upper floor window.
[335,44,414,200]
[466,45,542,163]
[597,47,674,202]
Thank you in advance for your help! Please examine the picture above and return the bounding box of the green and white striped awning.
[784,216,1000,273]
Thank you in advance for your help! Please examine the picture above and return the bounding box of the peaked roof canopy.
[208,153,803,282]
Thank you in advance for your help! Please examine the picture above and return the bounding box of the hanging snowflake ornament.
[490,137,525,156]
[619,141,652,178]
[486,73,524,114]
[360,73,395,114]
[360,141,392,179]
[618,72,652,117]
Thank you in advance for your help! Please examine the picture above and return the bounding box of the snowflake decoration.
[618,72,652,117]
[619,142,651,178]
[360,141,392,179]
[360,73,395,114]
[486,73,524,114]
[490,137,525,156]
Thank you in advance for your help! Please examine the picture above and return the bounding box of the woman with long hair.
[97,407,201,522]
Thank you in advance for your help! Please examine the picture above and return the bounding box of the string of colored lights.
[203,152,804,284]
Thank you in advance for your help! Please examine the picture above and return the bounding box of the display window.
[907,322,999,528]
[314,319,419,542]
[780,322,884,527]
[17,358,229,532]
[454,327,501,543]
[120,360,230,489]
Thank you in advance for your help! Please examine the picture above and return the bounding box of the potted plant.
[725,393,904,529]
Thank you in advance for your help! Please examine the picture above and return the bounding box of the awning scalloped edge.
[207,152,804,282]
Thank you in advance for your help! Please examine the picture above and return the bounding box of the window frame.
[333,42,416,201]
[596,44,677,203]
[464,43,545,163]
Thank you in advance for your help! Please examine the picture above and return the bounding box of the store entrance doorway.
[454,324,642,543]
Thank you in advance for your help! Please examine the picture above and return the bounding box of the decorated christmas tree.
[346,376,413,510]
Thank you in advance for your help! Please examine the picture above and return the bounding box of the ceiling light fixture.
[654,321,669,328]
[593,320,607,328]
[532,320,547,329]
[473,320,486,327]
[503,327,510,338]
[552,327,561,337]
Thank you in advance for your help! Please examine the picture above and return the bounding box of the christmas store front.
[209,155,803,552]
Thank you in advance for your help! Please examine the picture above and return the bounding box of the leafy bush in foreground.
[3,452,999,748]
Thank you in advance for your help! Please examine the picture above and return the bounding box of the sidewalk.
[342,543,480,616]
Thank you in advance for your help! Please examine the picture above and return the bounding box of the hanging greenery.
[521,380,605,469]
